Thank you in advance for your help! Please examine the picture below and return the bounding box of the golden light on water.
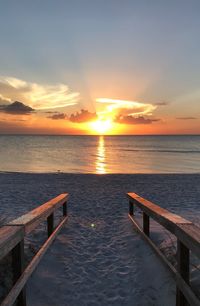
[96,136,106,174]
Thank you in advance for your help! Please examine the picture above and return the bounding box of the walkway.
[25,175,176,306]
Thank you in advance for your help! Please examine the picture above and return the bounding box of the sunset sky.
[0,1,199,135]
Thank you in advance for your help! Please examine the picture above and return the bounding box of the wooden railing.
[127,193,200,306]
[0,193,68,306]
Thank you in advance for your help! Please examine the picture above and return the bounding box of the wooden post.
[129,201,134,216]
[176,240,190,306]
[47,213,54,237]
[12,239,26,306]
[63,202,67,216]
[143,212,150,236]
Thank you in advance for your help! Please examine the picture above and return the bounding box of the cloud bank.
[48,109,97,123]
[95,98,159,125]
[96,98,157,119]
[0,94,11,105]
[0,101,34,114]
[115,115,160,125]
[69,109,97,123]
[48,113,67,120]
[0,76,80,110]
[176,117,197,120]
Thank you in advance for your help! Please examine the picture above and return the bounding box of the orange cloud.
[96,98,157,120]
[69,109,97,123]
[47,113,67,120]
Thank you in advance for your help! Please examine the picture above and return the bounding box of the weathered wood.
[0,225,24,261]
[129,214,200,306]
[175,272,200,306]
[127,193,200,259]
[129,214,176,275]
[176,240,190,306]
[63,202,67,216]
[128,192,200,306]
[175,223,200,259]
[12,239,26,306]
[1,216,68,306]
[143,212,150,236]
[129,200,134,216]
[9,193,68,234]
[129,212,200,306]
[127,193,192,235]
[47,213,54,237]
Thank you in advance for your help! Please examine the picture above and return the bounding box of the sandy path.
[26,175,178,306]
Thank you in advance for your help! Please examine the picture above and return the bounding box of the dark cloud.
[47,109,97,122]
[0,101,34,114]
[115,115,160,125]
[154,102,168,106]
[45,111,59,114]
[176,117,197,120]
[69,109,97,123]
[48,113,67,120]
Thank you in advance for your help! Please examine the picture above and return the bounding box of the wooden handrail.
[0,193,69,306]
[9,193,67,234]
[127,192,200,306]
[0,226,24,262]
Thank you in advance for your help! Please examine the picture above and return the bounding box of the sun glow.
[89,119,112,135]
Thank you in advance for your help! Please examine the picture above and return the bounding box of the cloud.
[96,98,157,119]
[48,113,67,120]
[176,117,197,120]
[154,102,168,106]
[0,76,80,110]
[115,115,160,125]
[0,94,11,105]
[69,109,97,123]
[0,101,34,114]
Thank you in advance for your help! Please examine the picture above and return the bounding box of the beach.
[1,1,200,304]
[0,173,199,305]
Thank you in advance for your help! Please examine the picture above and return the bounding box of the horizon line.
[0,133,200,137]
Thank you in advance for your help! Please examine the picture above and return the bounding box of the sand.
[0,173,200,305]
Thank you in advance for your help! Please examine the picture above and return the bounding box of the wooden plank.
[47,213,54,237]
[129,201,134,216]
[9,193,68,234]
[0,226,24,261]
[127,193,191,232]
[175,273,200,306]
[128,214,176,275]
[12,240,26,306]
[1,216,68,306]
[127,193,200,259]
[175,224,200,259]
[63,202,67,216]
[129,214,200,306]
[176,240,190,306]
[143,212,150,236]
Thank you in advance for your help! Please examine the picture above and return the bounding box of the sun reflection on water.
[96,136,106,174]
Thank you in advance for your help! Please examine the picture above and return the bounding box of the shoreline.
[1,171,200,175]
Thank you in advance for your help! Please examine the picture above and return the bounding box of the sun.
[89,119,112,135]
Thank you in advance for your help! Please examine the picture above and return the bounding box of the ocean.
[0,135,199,173]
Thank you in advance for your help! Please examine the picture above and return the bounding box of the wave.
[121,149,200,154]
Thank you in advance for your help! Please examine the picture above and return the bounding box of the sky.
[0,0,199,134]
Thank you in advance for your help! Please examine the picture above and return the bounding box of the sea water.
[0,135,199,173]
